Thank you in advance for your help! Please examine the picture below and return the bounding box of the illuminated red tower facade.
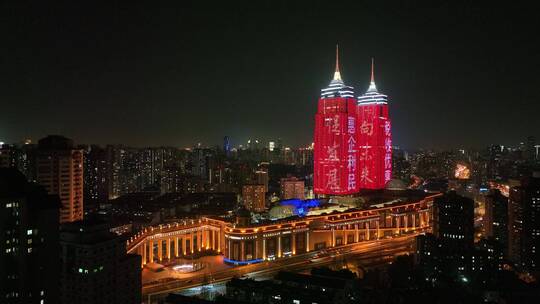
[314,47,359,195]
[356,60,392,189]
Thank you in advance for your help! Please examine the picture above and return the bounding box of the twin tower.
[314,46,392,195]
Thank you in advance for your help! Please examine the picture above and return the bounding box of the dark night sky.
[1,1,539,149]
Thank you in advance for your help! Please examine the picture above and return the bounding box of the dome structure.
[385,179,407,191]
[268,205,295,220]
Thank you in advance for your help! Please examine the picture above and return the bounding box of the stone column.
[166,238,171,260]
[262,238,266,260]
[197,231,203,251]
[292,233,296,254]
[241,241,245,261]
[404,215,409,232]
[365,221,370,241]
[175,237,179,257]
[227,239,231,259]
[277,235,282,258]
[201,230,205,250]
[254,238,258,259]
[218,230,221,252]
[149,240,154,263]
[190,232,194,253]
[142,242,147,265]
[306,231,310,252]
[158,240,163,261]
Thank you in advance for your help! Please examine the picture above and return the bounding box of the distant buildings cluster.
[0,49,539,304]
[416,172,540,289]
[1,168,141,304]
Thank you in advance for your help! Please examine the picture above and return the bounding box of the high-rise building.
[0,143,37,182]
[280,177,305,200]
[433,191,475,246]
[508,172,540,276]
[484,189,508,255]
[36,135,83,223]
[356,59,392,189]
[1,168,60,304]
[223,136,231,156]
[276,138,283,153]
[191,148,211,181]
[525,136,536,162]
[105,145,121,199]
[59,220,141,304]
[508,182,524,265]
[313,46,358,195]
[255,170,269,192]
[242,184,266,212]
[431,191,474,277]
[83,145,108,213]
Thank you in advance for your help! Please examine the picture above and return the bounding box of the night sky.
[2,1,539,149]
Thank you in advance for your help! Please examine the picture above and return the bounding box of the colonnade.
[327,209,431,246]
[225,229,310,263]
[223,208,431,263]
[132,226,222,267]
[127,197,436,266]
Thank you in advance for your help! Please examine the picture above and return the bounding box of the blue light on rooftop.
[280,199,321,216]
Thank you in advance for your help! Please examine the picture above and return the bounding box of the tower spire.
[333,44,342,81]
[367,57,377,92]
[370,57,375,83]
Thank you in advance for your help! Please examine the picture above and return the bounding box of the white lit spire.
[367,57,377,92]
[358,57,387,105]
[320,45,354,99]
[333,44,342,81]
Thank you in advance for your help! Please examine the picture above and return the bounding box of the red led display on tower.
[314,47,359,195]
[356,60,392,189]
[314,51,392,195]
[314,98,359,195]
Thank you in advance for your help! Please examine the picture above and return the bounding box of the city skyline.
[2,2,539,149]
[2,2,540,304]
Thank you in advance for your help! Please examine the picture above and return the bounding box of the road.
[143,233,419,304]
